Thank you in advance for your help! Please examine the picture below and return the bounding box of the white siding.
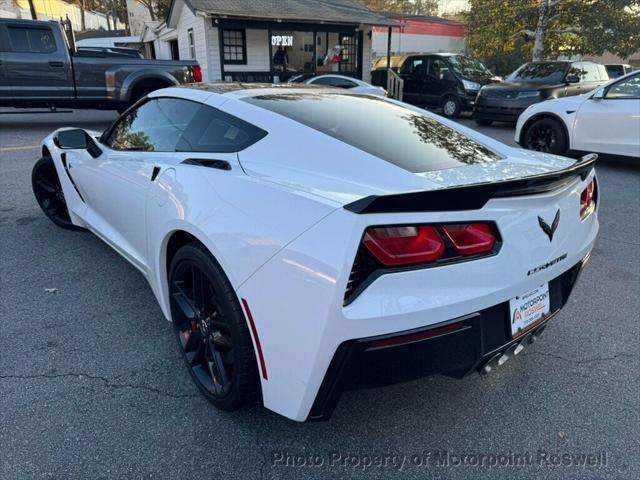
[361,27,372,83]
[177,6,203,60]
[223,29,270,73]
[205,25,221,81]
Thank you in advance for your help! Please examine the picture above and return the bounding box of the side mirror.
[592,88,605,100]
[55,129,88,149]
[54,129,102,158]
[566,75,580,84]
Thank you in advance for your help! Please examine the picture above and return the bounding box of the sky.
[438,0,470,15]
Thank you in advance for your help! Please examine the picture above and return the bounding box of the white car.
[516,70,640,158]
[291,74,387,96]
[33,84,598,421]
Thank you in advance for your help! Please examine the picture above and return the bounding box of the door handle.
[48,61,64,67]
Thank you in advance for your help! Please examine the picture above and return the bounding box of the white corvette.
[516,70,640,158]
[33,83,599,421]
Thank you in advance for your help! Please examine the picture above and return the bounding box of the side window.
[7,26,57,53]
[428,58,451,80]
[311,77,357,89]
[106,98,200,152]
[401,57,424,75]
[187,28,195,59]
[176,105,268,153]
[606,74,640,99]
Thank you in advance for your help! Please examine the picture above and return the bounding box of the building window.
[187,28,195,59]
[222,29,246,65]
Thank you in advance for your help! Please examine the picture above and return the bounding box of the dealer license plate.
[509,283,550,338]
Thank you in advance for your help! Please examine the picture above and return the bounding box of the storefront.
[164,0,392,83]
[215,19,366,83]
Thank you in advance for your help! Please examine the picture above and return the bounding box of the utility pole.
[27,0,37,19]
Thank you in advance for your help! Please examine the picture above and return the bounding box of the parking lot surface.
[1,108,638,480]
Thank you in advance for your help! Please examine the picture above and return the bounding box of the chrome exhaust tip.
[480,353,502,375]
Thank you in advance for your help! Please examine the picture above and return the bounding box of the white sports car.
[289,73,387,96]
[516,70,640,158]
[33,83,599,421]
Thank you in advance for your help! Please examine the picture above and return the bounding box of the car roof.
[184,82,327,95]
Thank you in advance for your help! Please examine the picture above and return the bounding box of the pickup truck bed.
[0,19,200,111]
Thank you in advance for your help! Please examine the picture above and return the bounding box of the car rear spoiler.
[344,154,597,214]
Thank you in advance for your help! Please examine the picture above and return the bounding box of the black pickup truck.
[0,19,201,111]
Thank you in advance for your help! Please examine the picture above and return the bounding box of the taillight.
[363,226,445,266]
[442,223,496,256]
[346,222,499,304]
[191,65,203,83]
[362,222,497,268]
[580,178,597,219]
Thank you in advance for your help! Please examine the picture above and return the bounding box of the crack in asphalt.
[527,351,638,365]
[0,372,199,399]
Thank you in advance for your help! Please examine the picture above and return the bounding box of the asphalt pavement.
[1,108,638,480]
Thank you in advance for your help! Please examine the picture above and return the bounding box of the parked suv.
[474,61,609,125]
[371,53,499,118]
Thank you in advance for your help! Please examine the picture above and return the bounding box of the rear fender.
[107,68,181,102]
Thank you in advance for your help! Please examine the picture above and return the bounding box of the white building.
[146,0,393,83]
[125,0,154,36]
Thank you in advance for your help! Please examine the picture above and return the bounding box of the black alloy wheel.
[169,243,259,410]
[523,117,568,155]
[32,156,83,230]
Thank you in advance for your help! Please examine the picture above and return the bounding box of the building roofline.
[376,11,464,26]
[166,0,395,27]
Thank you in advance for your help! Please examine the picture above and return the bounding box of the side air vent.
[182,158,231,171]
[344,246,381,306]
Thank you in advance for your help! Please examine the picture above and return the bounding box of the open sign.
[271,35,293,47]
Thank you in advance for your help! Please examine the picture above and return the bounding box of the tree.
[361,0,439,16]
[466,0,640,63]
[135,0,172,21]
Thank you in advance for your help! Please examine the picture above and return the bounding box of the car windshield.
[507,63,569,84]
[243,93,502,173]
[447,55,492,78]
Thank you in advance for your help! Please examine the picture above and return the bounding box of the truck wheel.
[441,96,461,118]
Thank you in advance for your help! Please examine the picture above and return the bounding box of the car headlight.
[516,91,541,99]
[462,79,481,91]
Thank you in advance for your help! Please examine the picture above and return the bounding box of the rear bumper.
[308,257,587,421]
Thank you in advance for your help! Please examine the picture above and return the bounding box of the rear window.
[242,93,502,172]
[507,63,569,84]
[7,26,56,53]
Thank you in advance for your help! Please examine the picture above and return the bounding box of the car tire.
[441,95,461,118]
[169,242,260,411]
[32,156,84,231]
[522,117,568,155]
[474,118,493,127]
